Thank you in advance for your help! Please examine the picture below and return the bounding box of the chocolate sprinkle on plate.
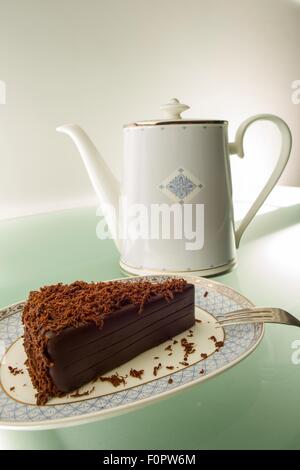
[181,338,196,358]
[70,386,95,398]
[153,363,162,376]
[129,368,144,379]
[99,373,127,387]
[8,366,23,376]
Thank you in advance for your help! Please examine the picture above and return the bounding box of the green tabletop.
[1,187,300,449]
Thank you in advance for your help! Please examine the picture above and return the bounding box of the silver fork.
[216,307,300,328]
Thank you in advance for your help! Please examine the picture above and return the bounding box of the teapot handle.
[228,114,292,248]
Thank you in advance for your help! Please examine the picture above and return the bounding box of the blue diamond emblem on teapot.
[159,167,203,203]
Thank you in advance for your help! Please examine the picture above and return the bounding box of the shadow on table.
[240,203,300,245]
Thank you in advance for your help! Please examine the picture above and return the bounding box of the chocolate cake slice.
[22,278,195,405]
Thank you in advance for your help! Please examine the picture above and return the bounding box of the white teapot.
[57,98,292,276]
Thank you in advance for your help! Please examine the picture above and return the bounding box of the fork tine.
[218,312,274,321]
[216,307,275,327]
[217,311,274,322]
[218,317,271,326]
[215,319,263,328]
[218,307,274,318]
[217,318,269,327]
[215,307,300,329]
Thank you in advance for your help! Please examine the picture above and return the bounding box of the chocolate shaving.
[209,335,217,343]
[179,361,189,366]
[200,353,208,359]
[215,341,224,348]
[199,369,205,374]
[181,338,196,360]
[165,345,172,351]
[10,386,15,391]
[129,368,144,379]
[23,278,187,331]
[173,340,178,344]
[168,378,173,384]
[70,386,95,398]
[195,319,202,323]
[166,366,174,370]
[36,391,55,406]
[153,363,162,376]
[8,366,23,376]
[99,373,127,387]
[204,291,208,298]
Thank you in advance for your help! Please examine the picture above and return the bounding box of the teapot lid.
[124,98,227,127]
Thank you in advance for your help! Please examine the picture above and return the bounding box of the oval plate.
[0,276,263,430]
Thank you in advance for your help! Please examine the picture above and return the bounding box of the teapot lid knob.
[160,98,190,120]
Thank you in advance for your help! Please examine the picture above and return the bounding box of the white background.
[0,0,299,219]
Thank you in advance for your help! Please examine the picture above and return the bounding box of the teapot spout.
[57,124,120,250]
